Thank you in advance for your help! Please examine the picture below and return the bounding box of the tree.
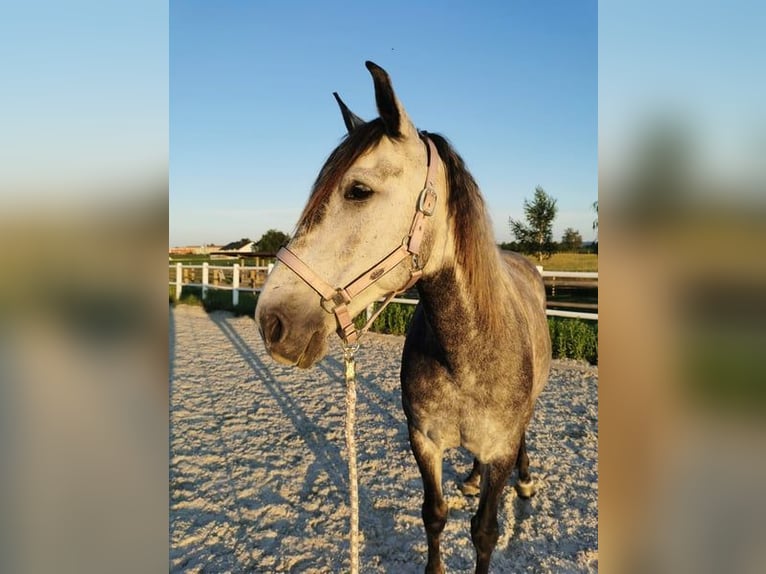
[255,229,291,253]
[509,186,558,262]
[498,241,520,252]
[560,228,583,252]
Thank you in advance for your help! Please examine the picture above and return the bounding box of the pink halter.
[275,135,439,346]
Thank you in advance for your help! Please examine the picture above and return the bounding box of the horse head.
[255,62,450,368]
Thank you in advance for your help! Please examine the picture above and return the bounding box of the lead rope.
[343,343,360,574]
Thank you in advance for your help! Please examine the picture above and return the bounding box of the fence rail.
[169,262,270,307]
[169,262,598,321]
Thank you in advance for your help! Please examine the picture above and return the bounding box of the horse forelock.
[428,133,504,334]
[296,119,396,236]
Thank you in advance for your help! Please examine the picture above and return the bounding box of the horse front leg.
[409,426,448,574]
[470,456,514,574]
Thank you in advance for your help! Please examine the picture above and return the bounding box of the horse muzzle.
[255,296,330,369]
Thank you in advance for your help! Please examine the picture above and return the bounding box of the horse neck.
[413,138,509,361]
[415,243,506,364]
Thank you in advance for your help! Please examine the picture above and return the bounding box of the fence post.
[202,262,209,300]
[175,262,183,300]
[267,262,274,274]
[233,263,240,307]
[536,265,543,275]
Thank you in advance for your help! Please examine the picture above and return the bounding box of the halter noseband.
[275,135,439,346]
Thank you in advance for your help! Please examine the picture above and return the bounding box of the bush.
[354,302,417,336]
[357,304,598,364]
[373,303,416,335]
[548,317,598,364]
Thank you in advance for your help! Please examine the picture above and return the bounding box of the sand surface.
[170,305,598,573]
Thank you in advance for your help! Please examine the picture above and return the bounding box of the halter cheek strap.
[276,135,439,346]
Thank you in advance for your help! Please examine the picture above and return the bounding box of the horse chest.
[403,367,527,458]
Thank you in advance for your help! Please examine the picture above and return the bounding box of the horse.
[255,61,551,574]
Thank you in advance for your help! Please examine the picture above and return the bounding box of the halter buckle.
[417,187,437,216]
[321,288,351,313]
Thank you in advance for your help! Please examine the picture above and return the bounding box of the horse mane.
[425,132,503,333]
[296,119,396,234]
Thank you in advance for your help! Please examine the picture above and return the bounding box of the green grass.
[522,252,598,272]
[169,286,257,317]
[168,254,259,266]
[169,253,211,263]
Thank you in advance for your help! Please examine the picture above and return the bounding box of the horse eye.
[344,184,374,202]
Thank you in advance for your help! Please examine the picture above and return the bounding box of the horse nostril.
[263,312,285,346]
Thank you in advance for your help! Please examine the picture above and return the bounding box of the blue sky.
[170,1,597,247]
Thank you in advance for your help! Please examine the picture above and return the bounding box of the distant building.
[218,239,256,253]
[169,246,195,255]
[169,244,221,255]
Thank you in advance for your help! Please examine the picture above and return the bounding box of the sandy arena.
[170,305,598,573]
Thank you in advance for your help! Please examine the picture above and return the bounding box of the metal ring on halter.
[321,288,350,314]
[343,342,360,358]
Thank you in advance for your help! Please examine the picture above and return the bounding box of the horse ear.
[333,92,365,134]
[365,61,415,138]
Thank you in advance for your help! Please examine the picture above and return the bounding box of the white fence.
[538,269,598,321]
[169,262,598,321]
[169,262,271,307]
